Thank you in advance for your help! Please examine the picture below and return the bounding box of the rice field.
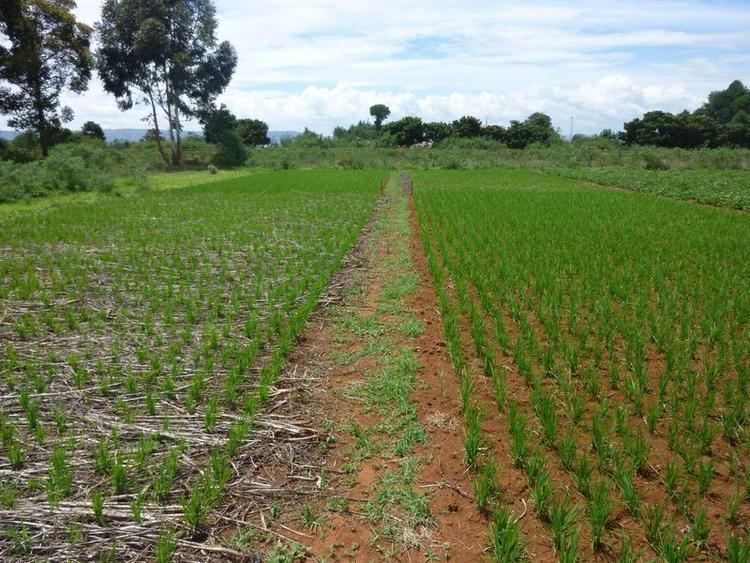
[414,169,750,561]
[1,164,748,561]
[0,170,382,559]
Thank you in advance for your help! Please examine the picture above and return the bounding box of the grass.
[317,175,435,557]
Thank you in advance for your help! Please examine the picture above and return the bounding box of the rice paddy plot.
[414,168,750,561]
[0,170,383,558]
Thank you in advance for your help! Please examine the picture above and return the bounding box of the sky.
[4,0,750,135]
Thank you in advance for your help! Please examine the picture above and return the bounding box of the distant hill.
[0,129,300,144]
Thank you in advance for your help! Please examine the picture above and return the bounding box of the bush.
[212,132,247,168]
[0,142,116,203]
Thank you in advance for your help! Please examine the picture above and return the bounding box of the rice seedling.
[658,522,691,563]
[473,458,498,515]
[507,402,528,468]
[644,503,667,546]
[727,533,750,563]
[574,455,592,499]
[588,480,612,550]
[530,462,553,522]
[614,465,640,518]
[464,404,484,471]
[690,506,710,549]
[558,431,577,471]
[155,528,177,563]
[550,494,580,554]
[665,458,680,501]
[696,458,715,497]
[625,429,651,477]
[92,490,105,526]
[726,485,741,524]
[489,506,524,562]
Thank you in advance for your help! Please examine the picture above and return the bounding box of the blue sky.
[4,0,750,134]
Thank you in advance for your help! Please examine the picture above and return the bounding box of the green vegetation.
[96,0,237,167]
[0,0,92,157]
[0,170,382,557]
[415,168,750,558]
[556,167,750,210]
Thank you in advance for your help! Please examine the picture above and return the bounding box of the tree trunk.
[39,129,49,158]
[171,109,182,167]
[34,78,49,158]
[148,91,169,165]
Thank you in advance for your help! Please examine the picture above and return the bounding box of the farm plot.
[0,170,382,559]
[413,169,750,560]
[555,167,750,211]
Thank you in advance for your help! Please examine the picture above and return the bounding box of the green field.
[0,170,382,558]
[1,164,749,560]
[414,168,750,560]
[556,167,750,210]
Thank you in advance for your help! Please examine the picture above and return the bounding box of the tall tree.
[369,104,391,130]
[96,0,237,166]
[0,0,92,157]
[237,118,270,146]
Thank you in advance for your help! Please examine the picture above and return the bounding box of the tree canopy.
[237,118,270,146]
[0,0,92,157]
[81,120,105,142]
[369,104,391,130]
[621,82,750,148]
[201,104,236,144]
[385,116,425,146]
[96,0,237,166]
[452,116,482,138]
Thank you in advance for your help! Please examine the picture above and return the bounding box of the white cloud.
[214,75,701,135]
[2,0,749,134]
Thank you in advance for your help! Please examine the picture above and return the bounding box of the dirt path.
[242,174,488,561]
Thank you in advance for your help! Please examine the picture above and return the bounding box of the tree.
[481,125,507,142]
[597,129,619,142]
[452,116,482,138]
[384,117,424,146]
[201,104,236,144]
[0,0,92,157]
[213,131,246,167]
[700,80,748,124]
[423,121,451,143]
[81,120,105,141]
[523,112,556,144]
[369,104,391,130]
[237,118,270,146]
[96,0,238,167]
[198,104,246,166]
